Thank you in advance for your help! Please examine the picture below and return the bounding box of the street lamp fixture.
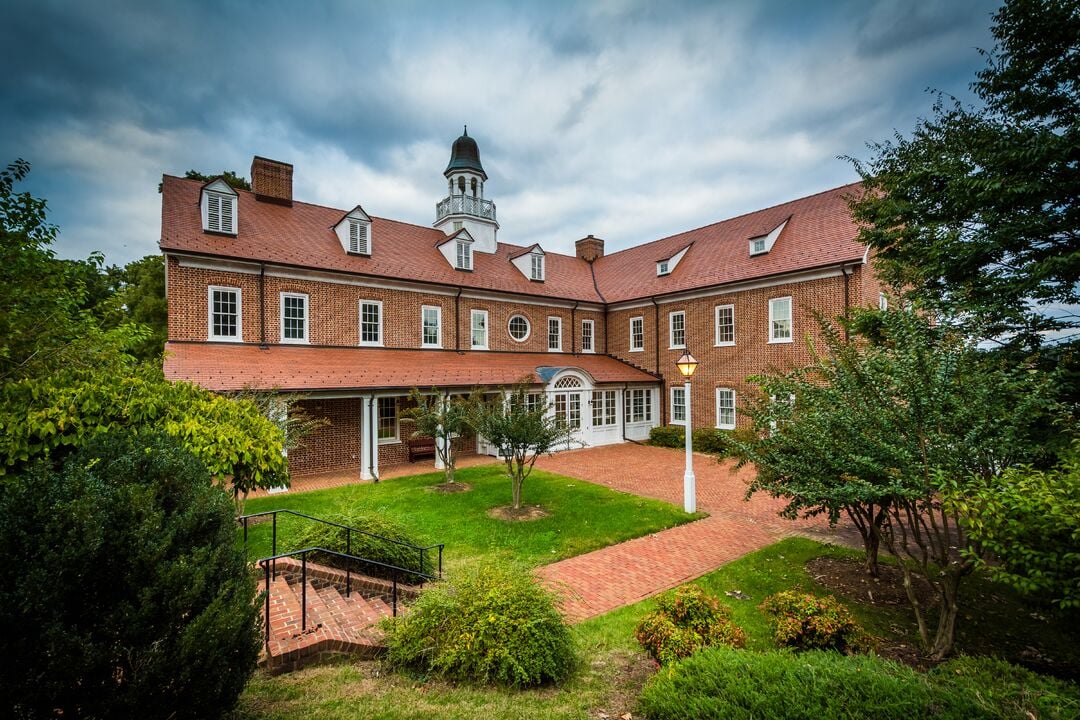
[675,352,698,513]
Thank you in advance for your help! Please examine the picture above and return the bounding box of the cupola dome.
[444,126,487,180]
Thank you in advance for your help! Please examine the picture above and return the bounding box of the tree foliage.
[734,308,1062,659]
[848,0,1080,347]
[468,381,573,511]
[0,431,262,719]
[403,389,472,485]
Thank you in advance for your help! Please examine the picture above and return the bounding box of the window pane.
[472,312,487,347]
[670,312,685,347]
[361,302,381,343]
[548,318,560,350]
[283,295,305,340]
[717,389,735,428]
[582,321,593,351]
[672,387,686,423]
[423,307,440,345]
[631,318,644,350]
[377,397,397,439]
[212,289,238,337]
[716,306,734,344]
[770,298,791,340]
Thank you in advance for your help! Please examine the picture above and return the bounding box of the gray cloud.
[0,0,997,265]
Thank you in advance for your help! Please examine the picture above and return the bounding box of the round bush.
[291,510,433,578]
[0,431,261,720]
[760,590,872,654]
[635,585,747,664]
[382,562,577,686]
[638,646,984,720]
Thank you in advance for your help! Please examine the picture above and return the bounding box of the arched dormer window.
[200,178,238,235]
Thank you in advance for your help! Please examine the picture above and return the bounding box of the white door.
[476,392,502,456]
[553,391,584,448]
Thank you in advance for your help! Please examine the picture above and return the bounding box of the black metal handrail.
[238,508,444,579]
[257,546,435,649]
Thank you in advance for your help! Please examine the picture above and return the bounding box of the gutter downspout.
[259,262,267,348]
[841,265,851,342]
[454,287,463,351]
[570,301,579,354]
[650,296,665,426]
[367,396,380,483]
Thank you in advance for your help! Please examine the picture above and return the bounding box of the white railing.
[436,194,497,222]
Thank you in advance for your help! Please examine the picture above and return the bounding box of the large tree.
[735,308,1062,659]
[849,0,1080,348]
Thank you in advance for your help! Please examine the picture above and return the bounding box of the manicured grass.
[240,465,701,570]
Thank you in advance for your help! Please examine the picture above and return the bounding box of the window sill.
[359,342,385,348]
[377,437,400,445]
[669,345,686,351]
[629,347,644,353]
[767,338,794,344]
[715,424,736,431]
[421,343,443,349]
[208,336,242,342]
[581,349,595,354]
[281,339,310,345]
[714,341,735,347]
[471,346,489,351]
[547,348,562,353]
[670,420,687,426]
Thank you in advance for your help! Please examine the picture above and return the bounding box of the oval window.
[508,314,531,342]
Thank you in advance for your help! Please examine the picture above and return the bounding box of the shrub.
[649,426,758,456]
[0,431,261,720]
[382,562,576,687]
[930,656,1080,720]
[638,646,983,720]
[635,585,747,664]
[649,424,685,448]
[760,591,872,654]
[291,511,433,578]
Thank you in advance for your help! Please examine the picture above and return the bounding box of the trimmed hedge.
[291,511,433,578]
[638,647,1080,720]
[635,585,746,664]
[760,591,873,654]
[648,425,756,455]
[381,562,577,687]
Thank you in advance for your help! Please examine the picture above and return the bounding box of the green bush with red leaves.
[760,591,873,654]
[635,585,747,664]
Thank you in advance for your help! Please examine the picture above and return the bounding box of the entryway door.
[551,375,586,449]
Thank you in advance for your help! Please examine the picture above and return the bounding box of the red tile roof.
[591,183,867,303]
[163,342,658,392]
[159,176,604,303]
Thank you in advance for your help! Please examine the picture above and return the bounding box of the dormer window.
[456,239,473,270]
[200,179,238,235]
[656,244,691,276]
[657,260,670,275]
[530,253,544,281]
[749,218,789,256]
[334,206,372,256]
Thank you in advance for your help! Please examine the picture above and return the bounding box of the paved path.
[534,444,857,622]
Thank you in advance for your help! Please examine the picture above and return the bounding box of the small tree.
[403,389,472,486]
[468,381,572,511]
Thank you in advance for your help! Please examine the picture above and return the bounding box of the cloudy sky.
[2,0,999,266]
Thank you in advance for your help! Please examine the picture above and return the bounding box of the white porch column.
[360,394,378,480]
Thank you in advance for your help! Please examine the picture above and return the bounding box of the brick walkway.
[534,444,858,621]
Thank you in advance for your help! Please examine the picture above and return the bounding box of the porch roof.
[163,342,659,393]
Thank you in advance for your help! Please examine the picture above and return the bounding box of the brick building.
[162,130,881,478]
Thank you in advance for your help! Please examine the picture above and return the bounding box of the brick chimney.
[575,234,604,262]
[251,156,293,206]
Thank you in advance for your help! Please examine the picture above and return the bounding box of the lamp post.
[675,351,699,513]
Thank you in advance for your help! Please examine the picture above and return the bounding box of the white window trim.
[471,309,489,350]
[630,316,645,352]
[207,285,242,342]
[507,314,531,343]
[670,386,687,426]
[714,304,735,347]
[421,305,442,348]
[279,292,309,344]
[669,310,686,350]
[359,299,384,347]
[768,296,793,344]
[581,319,595,353]
[715,388,736,430]
[625,388,653,424]
[202,190,237,235]
[376,397,400,444]
[456,239,473,271]
[348,218,370,255]
[530,253,545,281]
[547,316,562,352]
[879,293,888,311]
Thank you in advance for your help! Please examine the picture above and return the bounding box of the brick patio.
[534,444,859,621]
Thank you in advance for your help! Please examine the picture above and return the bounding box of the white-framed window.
[591,390,617,427]
[377,397,398,442]
[715,388,736,430]
[422,305,442,348]
[548,316,562,352]
[581,319,594,353]
[671,386,687,425]
[669,310,686,349]
[208,286,241,341]
[750,237,767,255]
[508,314,531,342]
[471,309,488,349]
[280,292,308,343]
[624,388,653,423]
[657,259,670,276]
[456,240,473,270]
[204,191,236,234]
[348,219,370,254]
[879,293,888,311]
[359,299,383,346]
[769,296,793,343]
[630,316,644,352]
[715,304,735,346]
[530,254,544,281]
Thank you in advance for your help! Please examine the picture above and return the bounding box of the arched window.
[470,178,478,197]
[553,376,582,389]
[458,176,466,194]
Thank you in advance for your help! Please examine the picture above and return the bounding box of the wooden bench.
[407,436,437,462]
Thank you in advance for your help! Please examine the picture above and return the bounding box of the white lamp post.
[676,351,699,513]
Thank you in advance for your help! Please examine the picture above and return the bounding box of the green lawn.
[237,537,1080,720]
[240,465,702,570]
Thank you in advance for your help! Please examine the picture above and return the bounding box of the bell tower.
[434,127,499,253]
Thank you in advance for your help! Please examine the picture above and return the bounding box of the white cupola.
[434,127,498,253]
